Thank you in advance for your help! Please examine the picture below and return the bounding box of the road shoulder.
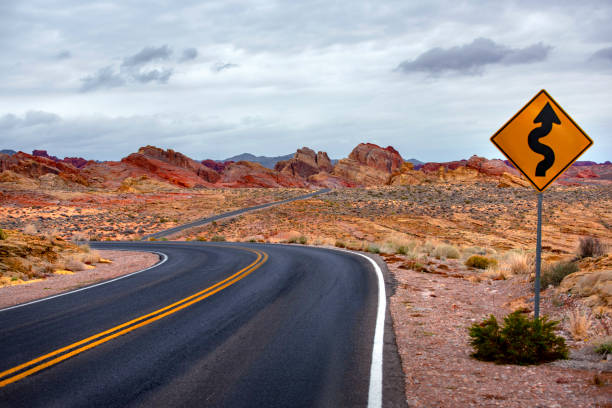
[0,250,159,309]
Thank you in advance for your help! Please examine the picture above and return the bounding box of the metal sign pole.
[534,192,543,319]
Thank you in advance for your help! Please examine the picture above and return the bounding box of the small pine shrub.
[578,236,606,258]
[0,228,7,240]
[469,311,568,365]
[465,255,498,269]
[540,261,578,289]
[211,235,226,242]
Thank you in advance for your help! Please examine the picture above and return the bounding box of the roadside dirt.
[0,250,159,309]
[386,258,612,408]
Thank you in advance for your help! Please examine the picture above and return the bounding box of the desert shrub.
[0,228,7,240]
[297,235,307,245]
[594,339,612,356]
[80,250,101,265]
[465,255,498,269]
[396,246,409,255]
[469,311,568,365]
[335,240,346,248]
[463,246,487,256]
[64,257,86,272]
[420,241,435,255]
[540,261,578,289]
[197,236,207,241]
[23,224,38,235]
[568,309,592,340]
[503,251,532,275]
[578,236,607,258]
[78,244,91,253]
[211,235,226,242]
[367,244,380,254]
[432,244,460,259]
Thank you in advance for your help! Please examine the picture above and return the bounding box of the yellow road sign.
[490,89,593,192]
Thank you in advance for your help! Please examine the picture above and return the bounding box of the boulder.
[275,147,334,178]
[331,143,403,186]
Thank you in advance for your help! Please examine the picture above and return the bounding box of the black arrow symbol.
[528,102,560,177]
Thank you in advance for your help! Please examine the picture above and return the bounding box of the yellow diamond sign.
[490,89,593,192]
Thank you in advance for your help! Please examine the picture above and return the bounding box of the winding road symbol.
[528,102,560,177]
[490,89,593,192]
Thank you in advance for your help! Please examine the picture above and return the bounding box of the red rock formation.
[63,157,90,169]
[219,161,308,188]
[32,150,60,162]
[202,159,234,173]
[135,146,220,183]
[331,143,403,186]
[0,152,88,185]
[275,147,334,178]
[348,143,403,173]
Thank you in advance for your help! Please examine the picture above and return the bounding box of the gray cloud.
[55,50,71,59]
[397,38,552,75]
[179,47,198,62]
[211,62,238,72]
[121,45,172,67]
[80,66,125,92]
[133,68,173,83]
[590,46,612,62]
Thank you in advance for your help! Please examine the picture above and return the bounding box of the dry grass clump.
[23,223,38,235]
[568,309,592,340]
[465,255,498,270]
[502,251,533,275]
[64,256,87,272]
[482,265,510,280]
[432,244,460,260]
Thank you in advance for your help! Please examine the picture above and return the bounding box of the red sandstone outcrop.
[275,147,334,179]
[202,159,234,173]
[0,152,88,186]
[31,150,90,169]
[332,143,403,186]
[134,146,220,183]
[219,161,308,188]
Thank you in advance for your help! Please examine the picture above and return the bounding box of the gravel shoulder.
[0,250,159,309]
[387,260,612,408]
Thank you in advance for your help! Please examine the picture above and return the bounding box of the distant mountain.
[222,153,294,169]
[406,158,424,166]
[1,149,16,156]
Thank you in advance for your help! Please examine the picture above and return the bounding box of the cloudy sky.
[0,1,610,162]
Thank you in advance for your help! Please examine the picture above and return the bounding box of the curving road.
[0,242,405,407]
[143,189,330,240]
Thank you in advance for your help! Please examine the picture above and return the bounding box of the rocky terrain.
[3,142,610,191]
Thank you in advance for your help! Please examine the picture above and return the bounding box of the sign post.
[490,89,593,318]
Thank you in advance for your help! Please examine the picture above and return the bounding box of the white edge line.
[0,250,168,313]
[317,246,385,408]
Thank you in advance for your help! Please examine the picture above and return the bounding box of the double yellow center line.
[0,247,268,388]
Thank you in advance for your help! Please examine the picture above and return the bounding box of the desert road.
[0,242,406,407]
[143,188,331,240]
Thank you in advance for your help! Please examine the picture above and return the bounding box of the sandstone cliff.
[332,143,403,186]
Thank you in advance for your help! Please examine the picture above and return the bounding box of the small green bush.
[211,235,226,242]
[197,236,207,241]
[540,261,579,289]
[367,244,380,254]
[0,228,7,240]
[469,311,568,365]
[335,240,346,248]
[594,340,612,356]
[465,255,498,269]
[297,235,307,245]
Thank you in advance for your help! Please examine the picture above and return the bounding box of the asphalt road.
[143,189,330,240]
[0,241,406,408]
